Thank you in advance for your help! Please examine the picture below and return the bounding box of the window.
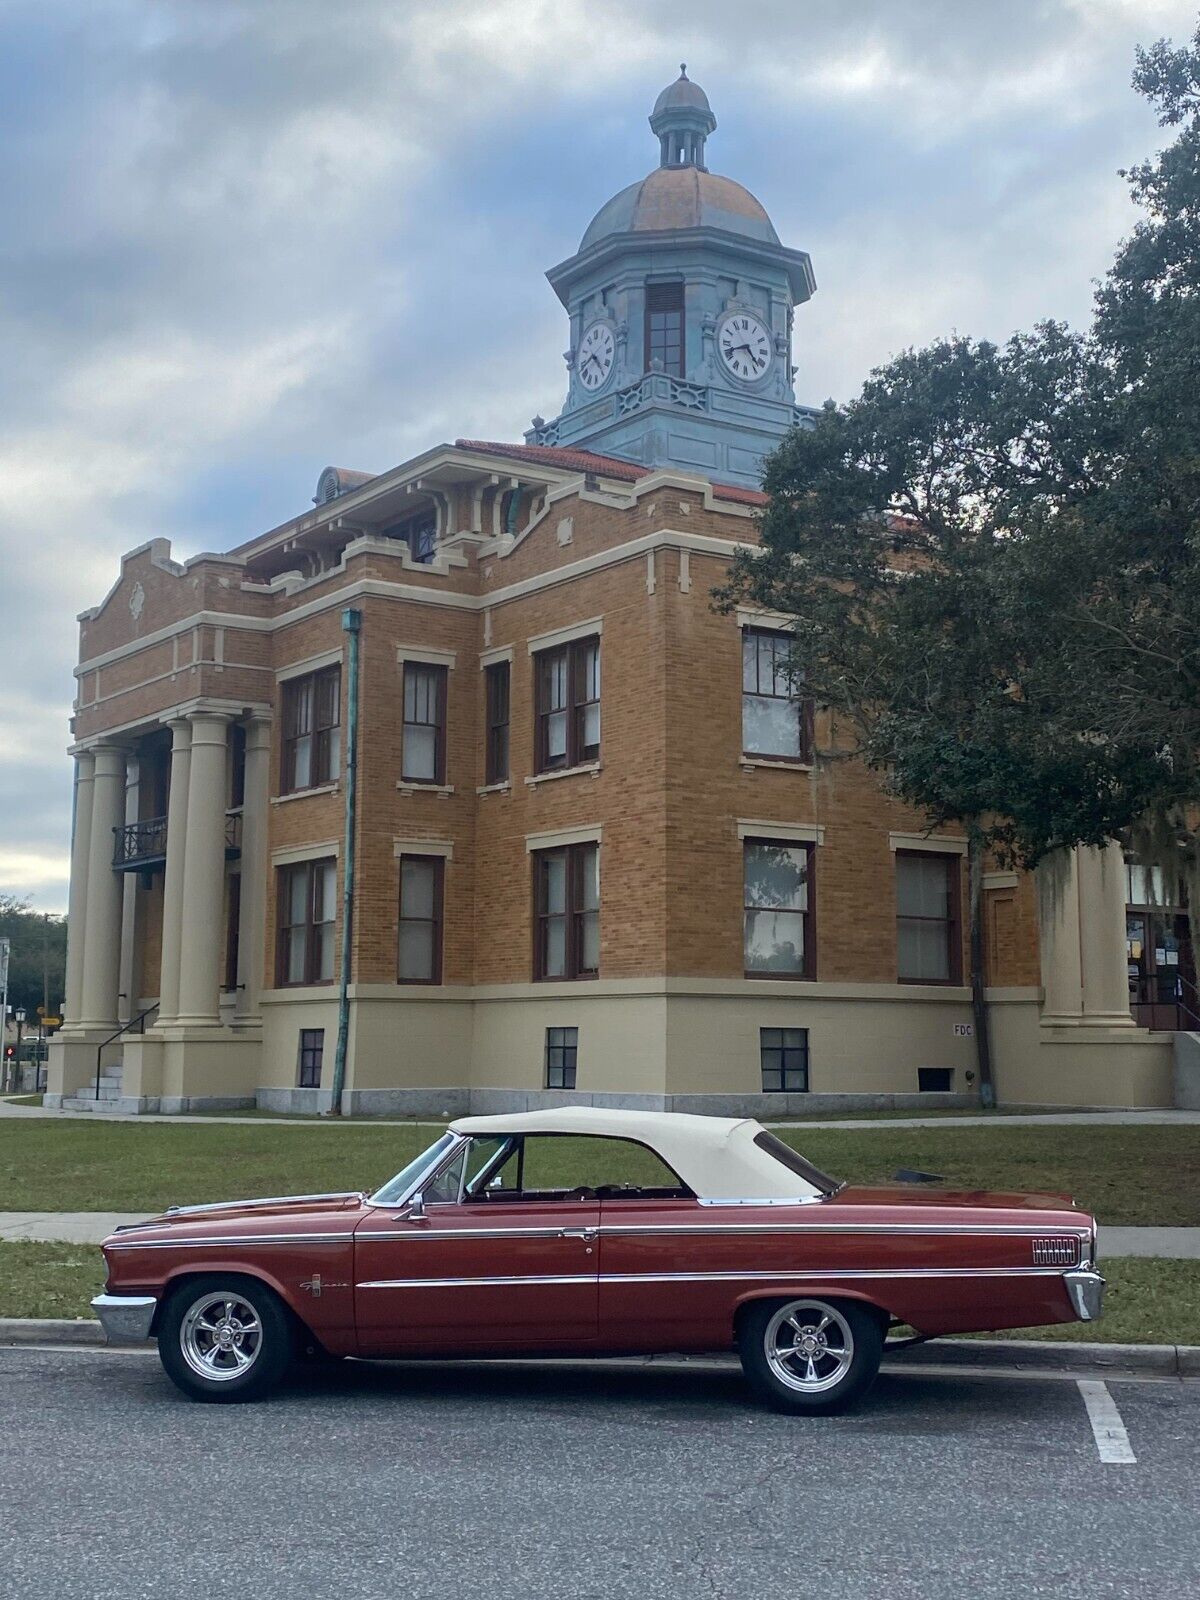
[382,509,437,563]
[645,281,684,376]
[545,1026,579,1089]
[281,666,341,793]
[742,628,811,762]
[402,662,447,784]
[459,1134,690,1199]
[896,852,961,984]
[223,873,241,994]
[276,858,337,986]
[534,636,600,773]
[534,841,599,980]
[760,1027,809,1092]
[918,1067,953,1093]
[485,661,510,785]
[297,1028,324,1088]
[398,855,444,983]
[744,839,814,978]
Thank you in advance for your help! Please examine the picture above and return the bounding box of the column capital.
[165,715,194,743]
[244,710,273,751]
[91,743,128,777]
[73,749,97,777]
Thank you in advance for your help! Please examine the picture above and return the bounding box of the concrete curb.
[1,1318,1198,1373]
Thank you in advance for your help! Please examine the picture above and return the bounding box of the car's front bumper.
[91,1293,157,1342]
[1064,1269,1106,1322]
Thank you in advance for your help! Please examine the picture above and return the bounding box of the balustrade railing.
[113,816,168,868]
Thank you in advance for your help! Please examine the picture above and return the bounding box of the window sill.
[740,758,814,773]
[476,781,512,796]
[271,783,340,806]
[525,762,601,787]
[396,782,455,797]
[744,971,816,982]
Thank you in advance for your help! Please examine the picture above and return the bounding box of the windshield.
[370,1133,458,1206]
[753,1131,842,1197]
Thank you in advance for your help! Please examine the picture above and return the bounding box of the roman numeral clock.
[718,311,773,382]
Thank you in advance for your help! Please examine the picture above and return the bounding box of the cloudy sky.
[1,0,1194,913]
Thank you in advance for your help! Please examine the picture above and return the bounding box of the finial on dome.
[650,65,716,170]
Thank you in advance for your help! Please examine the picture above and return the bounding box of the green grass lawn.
[0,1118,1197,1222]
[0,1244,1194,1345]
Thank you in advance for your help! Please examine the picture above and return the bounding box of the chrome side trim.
[356,1221,1090,1243]
[356,1266,1075,1291]
[104,1232,350,1251]
[163,1191,364,1218]
[358,1225,579,1243]
[91,1293,157,1341]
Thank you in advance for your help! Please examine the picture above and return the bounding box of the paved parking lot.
[2,1346,1196,1599]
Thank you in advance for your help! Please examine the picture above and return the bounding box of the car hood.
[107,1191,367,1241]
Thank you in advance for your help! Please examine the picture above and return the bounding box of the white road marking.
[1077,1379,1137,1464]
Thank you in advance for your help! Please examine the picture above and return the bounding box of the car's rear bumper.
[92,1293,157,1342]
[1064,1269,1105,1322]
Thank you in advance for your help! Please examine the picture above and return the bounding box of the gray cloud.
[0,0,1194,908]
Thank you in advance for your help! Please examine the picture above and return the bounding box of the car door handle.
[559,1227,598,1241]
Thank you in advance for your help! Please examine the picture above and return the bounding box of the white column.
[62,752,95,1027]
[1038,849,1084,1026]
[235,713,271,1023]
[1078,843,1135,1027]
[157,718,192,1025]
[117,755,140,1024]
[175,713,231,1028]
[77,744,126,1030]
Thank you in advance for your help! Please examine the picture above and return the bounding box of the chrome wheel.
[179,1292,264,1383]
[764,1299,855,1394]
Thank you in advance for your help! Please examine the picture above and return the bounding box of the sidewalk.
[1,1210,1197,1256]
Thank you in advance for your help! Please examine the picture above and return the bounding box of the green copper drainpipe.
[329,607,362,1115]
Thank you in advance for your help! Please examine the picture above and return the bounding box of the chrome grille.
[1032,1237,1079,1267]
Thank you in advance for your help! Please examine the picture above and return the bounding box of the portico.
[48,699,271,1111]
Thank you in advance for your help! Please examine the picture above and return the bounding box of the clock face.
[577,320,615,391]
[719,312,773,382]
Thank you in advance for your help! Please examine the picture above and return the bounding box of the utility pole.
[329,607,361,1117]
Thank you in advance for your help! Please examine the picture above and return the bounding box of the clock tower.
[527,67,818,488]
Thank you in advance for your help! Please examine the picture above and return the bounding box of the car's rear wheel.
[157,1276,295,1403]
[737,1296,884,1415]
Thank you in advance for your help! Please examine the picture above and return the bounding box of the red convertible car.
[94,1107,1103,1412]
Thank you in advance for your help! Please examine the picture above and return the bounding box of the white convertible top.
[448,1106,823,1202]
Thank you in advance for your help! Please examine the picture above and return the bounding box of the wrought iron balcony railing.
[113,816,168,869]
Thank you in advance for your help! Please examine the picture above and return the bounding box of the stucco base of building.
[122,1026,263,1108]
[990,1001,1175,1108]
[46,1031,116,1101]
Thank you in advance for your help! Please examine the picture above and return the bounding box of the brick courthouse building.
[50,73,1174,1113]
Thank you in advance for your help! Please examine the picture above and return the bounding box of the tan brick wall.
[70,458,1044,1021]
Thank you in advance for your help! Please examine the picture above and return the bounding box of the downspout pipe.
[329,606,361,1115]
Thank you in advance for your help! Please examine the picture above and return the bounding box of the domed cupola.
[650,64,716,169]
[528,70,818,488]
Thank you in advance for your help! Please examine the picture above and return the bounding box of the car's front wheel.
[737,1296,884,1415]
[157,1276,295,1403]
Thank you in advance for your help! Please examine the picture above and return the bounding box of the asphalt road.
[2,1347,1197,1600]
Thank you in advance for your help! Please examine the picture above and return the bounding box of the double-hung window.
[484,661,510,785]
[896,852,961,984]
[533,842,599,981]
[742,627,811,763]
[277,858,337,986]
[281,666,341,793]
[545,1027,579,1089]
[743,838,815,979]
[397,855,444,984]
[535,637,600,773]
[402,662,447,784]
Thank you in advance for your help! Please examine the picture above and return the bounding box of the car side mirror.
[407,1192,428,1224]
